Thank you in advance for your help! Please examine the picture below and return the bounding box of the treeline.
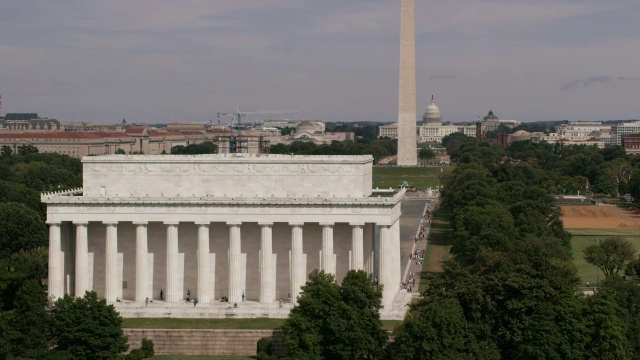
[170,141,217,155]
[0,146,82,258]
[387,140,640,359]
[443,132,640,200]
[0,146,153,359]
[270,139,397,163]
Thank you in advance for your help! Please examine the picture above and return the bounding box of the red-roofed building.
[0,132,136,157]
[0,128,270,157]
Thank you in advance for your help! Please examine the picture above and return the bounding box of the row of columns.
[48,220,395,306]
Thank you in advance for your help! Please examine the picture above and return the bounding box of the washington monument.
[396,0,418,166]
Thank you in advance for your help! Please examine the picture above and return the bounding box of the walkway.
[401,200,435,299]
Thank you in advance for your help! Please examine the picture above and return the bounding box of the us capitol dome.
[423,95,442,126]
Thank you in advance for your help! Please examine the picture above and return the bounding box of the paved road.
[399,199,428,276]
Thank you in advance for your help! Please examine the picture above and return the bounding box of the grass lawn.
[569,229,640,286]
[123,318,402,332]
[372,166,453,190]
[419,207,453,293]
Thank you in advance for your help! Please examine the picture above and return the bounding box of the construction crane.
[217,106,297,153]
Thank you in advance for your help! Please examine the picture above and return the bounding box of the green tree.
[629,169,640,204]
[283,270,339,359]
[10,278,51,358]
[584,237,636,278]
[419,147,435,164]
[0,180,47,217]
[386,298,477,360]
[49,291,129,359]
[1,145,12,157]
[601,278,640,358]
[17,144,39,155]
[0,202,48,259]
[283,270,386,360]
[114,148,126,154]
[594,173,618,197]
[583,293,630,360]
[330,270,387,359]
[11,246,49,284]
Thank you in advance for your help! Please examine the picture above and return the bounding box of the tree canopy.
[283,270,387,360]
[49,291,129,359]
[584,237,637,278]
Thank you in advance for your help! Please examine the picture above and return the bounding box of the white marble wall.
[82,154,373,199]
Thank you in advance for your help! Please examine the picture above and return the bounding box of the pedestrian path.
[401,201,434,299]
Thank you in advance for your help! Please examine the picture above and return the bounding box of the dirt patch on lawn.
[561,205,640,229]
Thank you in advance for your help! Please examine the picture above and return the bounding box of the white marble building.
[43,154,404,314]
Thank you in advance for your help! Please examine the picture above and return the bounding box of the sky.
[0,0,639,123]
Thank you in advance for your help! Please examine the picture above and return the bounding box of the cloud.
[561,76,640,91]
[428,75,457,80]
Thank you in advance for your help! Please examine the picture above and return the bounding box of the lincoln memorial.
[42,154,406,318]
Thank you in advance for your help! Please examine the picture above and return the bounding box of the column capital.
[226,221,242,226]
[47,221,62,226]
[195,221,210,226]
[289,222,304,227]
[103,221,119,226]
[258,222,273,226]
[319,222,334,227]
[349,222,365,227]
[74,221,89,226]
[164,221,179,225]
[132,221,148,225]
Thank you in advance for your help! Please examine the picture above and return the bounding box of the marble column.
[350,223,364,271]
[104,222,119,303]
[196,222,211,303]
[74,222,89,298]
[379,220,402,309]
[134,222,149,302]
[48,222,63,299]
[228,222,242,303]
[320,223,335,275]
[165,222,179,303]
[379,224,393,308]
[259,222,275,303]
[290,223,305,304]
[390,219,402,290]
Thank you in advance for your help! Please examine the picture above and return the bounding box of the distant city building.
[165,122,208,131]
[1,113,61,132]
[623,134,640,154]
[378,124,398,139]
[61,121,117,132]
[262,120,326,133]
[260,121,354,145]
[612,121,640,145]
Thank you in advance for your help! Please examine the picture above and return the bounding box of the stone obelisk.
[396,0,418,166]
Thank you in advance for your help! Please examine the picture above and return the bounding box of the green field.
[372,166,453,190]
[123,318,401,332]
[419,207,453,293]
[569,229,640,286]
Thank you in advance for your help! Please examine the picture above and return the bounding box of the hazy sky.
[0,0,638,123]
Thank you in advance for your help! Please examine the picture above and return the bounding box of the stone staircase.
[125,329,287,357]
